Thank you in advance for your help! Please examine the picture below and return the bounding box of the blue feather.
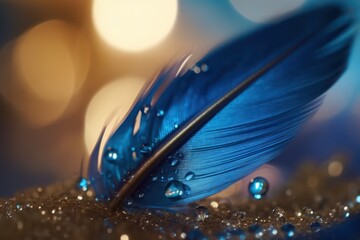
[88,5,355,208]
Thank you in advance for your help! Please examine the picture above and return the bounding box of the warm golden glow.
[84,77,145,154]
[92,0,178,52]
[0,20,91,127]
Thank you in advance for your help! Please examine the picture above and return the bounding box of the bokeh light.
[0,20,90,127]
[84,77,145,154]
[92,0,178,52]
[230,0,306,23]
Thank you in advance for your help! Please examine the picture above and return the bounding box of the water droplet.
[16,204,23,211]
[302,207,314,217]
[295,210,302,217]
[170,158,179,166]
[248,177,269,200]
[191,65,201,74]
[104,148,119,162]
[248,224,263,238]
[281,224,296,238]
[157,110,164,117]
[140,144,152,155]
[310,222,322,232]
[196,206,209,221]
[174,123,179,129]
[201,64,209,72]
[269,227,278,236]
[77,177,89,192]
[164,180,185,200]
[356,195,360,204]
[228,229,246,240]
[185,172,195,181]
[125,197,133,206]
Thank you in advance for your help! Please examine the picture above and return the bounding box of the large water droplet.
[196,206,209,221]
[104,148,119,162]
[185,172,195,181]
[164,180,185,200]
[248,177,269,200]
[281,223,296,238]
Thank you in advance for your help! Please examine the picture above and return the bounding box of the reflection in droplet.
[164,180,185,200]
[248,177,269,200]
[196,206,209,221]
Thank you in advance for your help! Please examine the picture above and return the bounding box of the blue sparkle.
[78,177,89,191]
[104,148,119,162]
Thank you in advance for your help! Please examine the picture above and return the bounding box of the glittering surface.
[0,160,359,240]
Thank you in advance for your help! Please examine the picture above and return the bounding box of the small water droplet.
[281,224,296,238]
[201,64,209,72]
[77,177,89,192]
[170,158,179,166]
[104,148,119,162]
[16,204,23,211]
[356,195,360,204]
[309,222,322,232]
[140,144,152,155]
[192,65,201,74]
[174,123,179,129]
[248,177,269,200]
[302,207,314,217]
[196,206,209,221]
[164,180,185,200]
[185,172,195,181]
[125,197,133,206]
[157,110,164,117]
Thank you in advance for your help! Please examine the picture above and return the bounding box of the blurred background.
[0,0,359,197]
